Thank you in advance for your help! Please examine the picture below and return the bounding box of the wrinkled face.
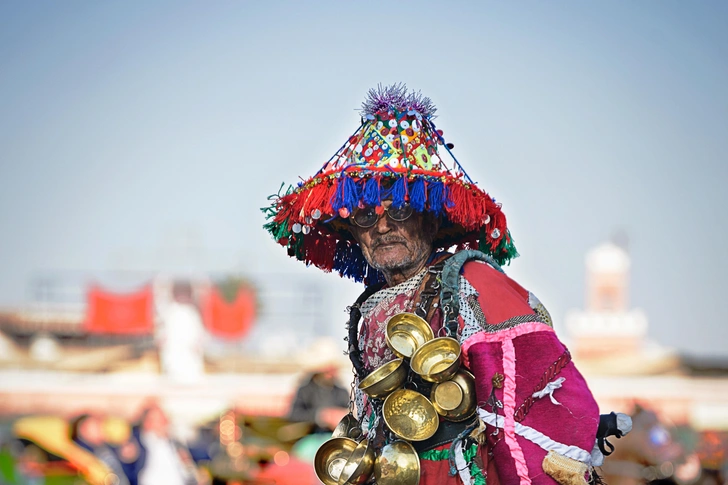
[349,201,436,276]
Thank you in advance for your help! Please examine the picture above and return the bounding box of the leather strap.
[440,250,504,336]
[412,417,479,453]
[414,257,448,323]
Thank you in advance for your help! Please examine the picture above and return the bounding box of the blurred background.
[0,1,726,484]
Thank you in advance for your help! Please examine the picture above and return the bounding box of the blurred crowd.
[0,398,317,485]
[0,383,726,485]
[1,402,211,485]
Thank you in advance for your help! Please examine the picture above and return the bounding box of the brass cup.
[314,437,357,485]
[382,389,439,442]
[358,358,407,399]
[338,439,375,485]
[374,440,421,485]
[386,313,434,359]
[430,369,477,422]
[410,337,462,383]
[332,413,362,440]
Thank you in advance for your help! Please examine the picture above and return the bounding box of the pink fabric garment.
[462,262,600,485]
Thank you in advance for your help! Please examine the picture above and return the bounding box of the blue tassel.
[409,178,427,212]
[333,239,369,282]
[428,180,445,216]
[362,176,381,207]
[391,176,408,208]
[332,174,360,213]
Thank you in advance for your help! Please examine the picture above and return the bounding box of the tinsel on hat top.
[263,84,518,283]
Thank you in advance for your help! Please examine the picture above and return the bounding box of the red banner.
[84,285,154,335]
[203,287,256,339]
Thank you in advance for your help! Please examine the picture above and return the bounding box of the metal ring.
[404,380,419,391]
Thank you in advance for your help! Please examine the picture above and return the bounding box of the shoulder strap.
[439,249,505,335]
[347,282,386,378]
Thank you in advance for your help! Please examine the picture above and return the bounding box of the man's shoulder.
[459,260,554,328]
[461,260,529,296]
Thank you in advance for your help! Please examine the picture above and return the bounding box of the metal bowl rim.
[314,437,359,485]
[358,358,405,390]
[381,389,439,442]
[338,439,375,485]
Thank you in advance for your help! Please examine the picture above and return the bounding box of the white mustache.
[374,236,407,249]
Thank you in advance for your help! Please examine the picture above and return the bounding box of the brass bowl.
[430,369,477,422]
[338,439,375,485]
[332,413,362,439]
[410,337,461,383]
[382,389,439,442]
[358,358,407,399]
[386,313,434,359]
[374,440,421,485]
[314,438,357,485]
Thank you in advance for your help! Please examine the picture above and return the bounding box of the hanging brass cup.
[386,313,434,359]
[358,358,408,399]
[430,369,477,421]
[374,440,421,485]
[332,413,362,440]
[338,439,375,485]
[314,437,358,485]
[382,389,439,442]
[410,337,461,383]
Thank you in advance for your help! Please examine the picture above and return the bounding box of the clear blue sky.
[1,1,726,356]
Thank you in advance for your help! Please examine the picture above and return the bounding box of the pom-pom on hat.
[262,84,518,283]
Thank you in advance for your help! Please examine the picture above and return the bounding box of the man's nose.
[374,213,392,233]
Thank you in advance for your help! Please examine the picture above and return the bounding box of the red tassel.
[304,232,337,272]
[302,180,337,218]
[445,183,485,230]
[274,192,298,224]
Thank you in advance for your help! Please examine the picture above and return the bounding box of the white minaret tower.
[565,242,648,360]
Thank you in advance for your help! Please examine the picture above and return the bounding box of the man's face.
[349,201,435,276]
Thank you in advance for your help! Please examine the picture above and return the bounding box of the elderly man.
[265,85,608,485]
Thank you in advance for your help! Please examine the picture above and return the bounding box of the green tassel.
[471,460,486,485]
[419,448,450,461]
[263,218,292,243]
[419,444,479,462]
[495,229,519,265]
[478,227,519,266]
[419,444,486,484]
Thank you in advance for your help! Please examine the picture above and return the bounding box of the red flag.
[203,287,256,339]
[85,285,154,335]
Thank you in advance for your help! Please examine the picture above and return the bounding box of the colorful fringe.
[262,169,517,283]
